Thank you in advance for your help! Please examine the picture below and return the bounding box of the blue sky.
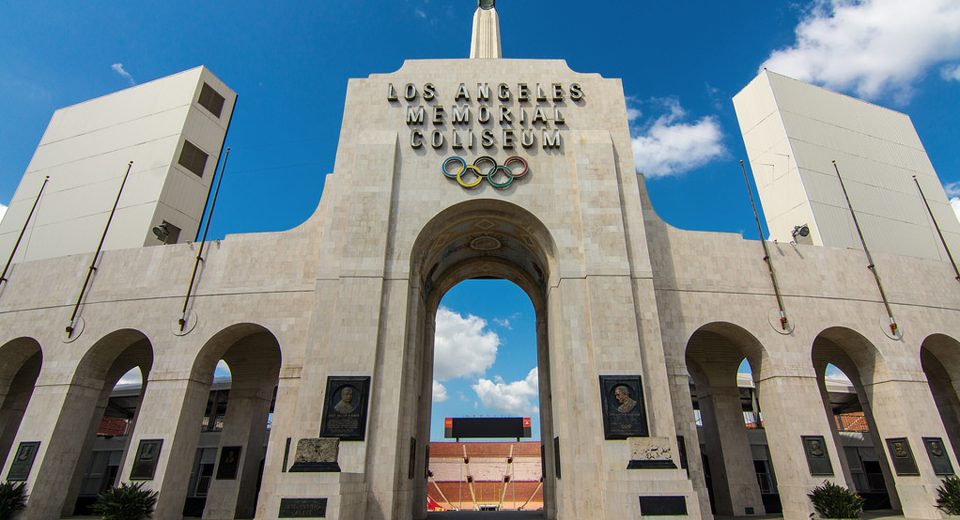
[1,1,959,441]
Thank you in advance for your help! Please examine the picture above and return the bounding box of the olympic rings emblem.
[441,156,529,190]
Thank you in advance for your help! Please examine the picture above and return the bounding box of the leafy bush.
[0,481,28,520]
[937,476,960,515]
[808,480,864,519]
[92,482,158,520]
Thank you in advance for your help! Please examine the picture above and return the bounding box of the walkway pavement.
[429,511,545,519]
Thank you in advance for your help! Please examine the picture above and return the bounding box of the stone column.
[254,372,302,519]
[6,380,103,520]
[202,381,274,519]
[121,375,211,519]
[0,355,41,471]
[695,382,764,516]
[863,377,957,519]
[61,382,116,516]
[757,373,852,520]
[666,364,713,520]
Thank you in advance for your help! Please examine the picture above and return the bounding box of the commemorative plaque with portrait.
[130,439,163,480]
[802,435,834,476]
[7,441,40,481]
[923,436,954,475]
[216,445,242,480]
[598,375,649,439]
[886,437,920,476]
[320,376,371,441]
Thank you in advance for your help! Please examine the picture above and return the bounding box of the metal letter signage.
[441,156,528,190]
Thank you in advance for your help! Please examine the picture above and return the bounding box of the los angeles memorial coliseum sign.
[389,82,582,151]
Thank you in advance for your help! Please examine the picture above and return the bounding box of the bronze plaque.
[886,437,920,476]
[923,437,954,475]
[802,435,833,476]
[279,498,327,517]
[130,439,163,480]
[599,375,649,439]
[216,445,242,480]
[319,376,371,441]
[7,441,39,481]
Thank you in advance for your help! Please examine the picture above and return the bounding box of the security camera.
[152,223,169,241]
[791,224,810,239]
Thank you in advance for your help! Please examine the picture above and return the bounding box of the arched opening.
[0,337,42,471]
[406,200,557,519]
[685,323,779,517]
[20,329,153,518]
[812,327,899,512]
[920,334,960,462]
[181,324,281,519]
[426,280,542,514]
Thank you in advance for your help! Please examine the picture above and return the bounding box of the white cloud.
[761,0,960,101]
[0,203,7,223]
[631,98,725,178]
[117,367,142,386]
[433,307,499,381]
[415,8,427,18]
[111,63,135,86]
[944,182,960,224]
[824,363,852,384]
[942,64,960,81]
[214,360,231,379]
[493,318,511,329]
[432,380,448,402]
[472,368,539,415]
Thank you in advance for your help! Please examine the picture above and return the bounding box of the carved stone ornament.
[627,436,677,469]
[289,438,341,472]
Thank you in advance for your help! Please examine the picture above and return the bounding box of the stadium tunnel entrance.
[406,200,558,519]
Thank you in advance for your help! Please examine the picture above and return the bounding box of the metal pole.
[739,160,790,330]
[180,148,231,331]
[832,161,899,335]
[66,161,134,336]
[912,175,960,282]
[0,176,49,284]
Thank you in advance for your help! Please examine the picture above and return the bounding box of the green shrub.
[808,480,865,519]
[0,481,28,520]
[92,482,158,520]
[937,475,960,515]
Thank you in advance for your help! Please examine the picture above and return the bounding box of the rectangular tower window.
[197,83,225,118]
[178,140,208,177]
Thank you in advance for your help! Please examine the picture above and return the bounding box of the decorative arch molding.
[811,326,890,387]
[684,321,770,383]
[189,323,282,383]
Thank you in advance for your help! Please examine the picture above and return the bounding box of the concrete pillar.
[61,382,115,516]
[202,381,274,519]
[863,377,958,519]
[6,380,103,520]
[666,364,713,520]
[695,382,764,516]
[758,373,852,520]
[254,374,302,519]
[0,354,41,471]
[121,376,211,519]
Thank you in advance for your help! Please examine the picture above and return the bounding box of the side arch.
[0,337,42,471]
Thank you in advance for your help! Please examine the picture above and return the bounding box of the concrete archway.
[406,199,558,519]
[920,333,960,463]
[0,337,42,471]
[178,323,282,520]
[811,327,899,512]
[685,322,775,517]
[15,329,153,519]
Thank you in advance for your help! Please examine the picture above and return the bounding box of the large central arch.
[405,199,559,519]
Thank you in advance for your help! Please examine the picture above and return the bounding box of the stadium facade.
[1,1,960,519]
